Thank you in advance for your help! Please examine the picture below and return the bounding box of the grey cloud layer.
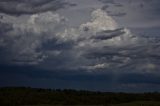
[0,0,74,15]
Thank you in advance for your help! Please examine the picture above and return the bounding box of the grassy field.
[22,101,160,106]
[23,101,160,106]
[111,101,160,106]
[1,87,160,106]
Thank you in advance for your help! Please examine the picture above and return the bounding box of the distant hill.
[0,87,160,106]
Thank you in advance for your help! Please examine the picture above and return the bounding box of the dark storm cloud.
[98,0,116,4]
[0,64,112,81]
[91,28,126,40]
[109,12,127,17]
[1,64,160,92]
[0,65,108,90]
[104,11,127,18]
[118,73,160,85]
[99,0,124,7]
[0,0,75,15]
[41,38,74,51]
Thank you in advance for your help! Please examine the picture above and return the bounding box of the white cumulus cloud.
[80,9,118,33]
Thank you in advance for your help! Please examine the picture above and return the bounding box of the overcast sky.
[0,0,160,92]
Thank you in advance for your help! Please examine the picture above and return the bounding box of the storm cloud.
[0,8,159,74]
[0,0,74,15]
[0,0,160,92]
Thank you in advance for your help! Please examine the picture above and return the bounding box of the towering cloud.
[80,9,118,33]
[0,8,159,73]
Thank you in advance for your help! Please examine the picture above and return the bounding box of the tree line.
[0,87,160,106]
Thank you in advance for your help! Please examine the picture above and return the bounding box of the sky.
[0,0,160,92]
